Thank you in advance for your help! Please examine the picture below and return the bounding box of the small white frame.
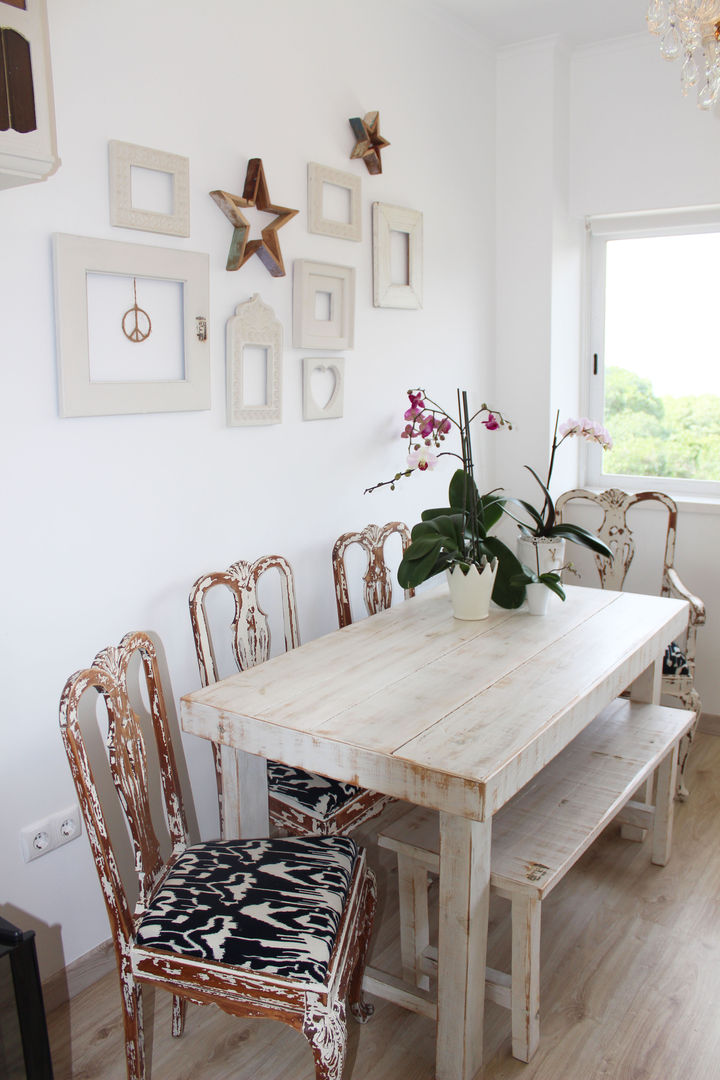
[307,163,361,241]
[293,260,355,350]
[53,233,210,417]
[372,202,423,309]
[302,357,345,421]
[226,293,282,426]
[109,140,190,237]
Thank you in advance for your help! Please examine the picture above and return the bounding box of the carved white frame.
[372,202,423,309]
[307,163,361,241]
[302,357,345,421]
[293,260,355,350]
[52,233,210,417]
[109,140,190,237]
[226,293,282,426]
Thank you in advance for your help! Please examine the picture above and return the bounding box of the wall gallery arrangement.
[50,107,422,423]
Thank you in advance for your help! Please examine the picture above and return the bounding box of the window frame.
[585,205,720,500]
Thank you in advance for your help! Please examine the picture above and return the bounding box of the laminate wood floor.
[46,732,720,1080]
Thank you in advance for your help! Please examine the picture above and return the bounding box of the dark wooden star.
[210,158,298,276]
[349,110,390,175]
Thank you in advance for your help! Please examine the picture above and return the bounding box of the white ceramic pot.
[516,536,566,616]
[446,559,498,621]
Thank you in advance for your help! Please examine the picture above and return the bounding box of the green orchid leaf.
[448,469,479,513]
[546,523,613,559]
[398,544,445,588]
[401,535,444,562]
[484,535,527,609]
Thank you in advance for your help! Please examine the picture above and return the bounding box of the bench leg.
[652,744,678,867]
[396,854,431,991]
[511,892,541,1063]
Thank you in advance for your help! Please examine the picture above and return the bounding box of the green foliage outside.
[603,367,720,481]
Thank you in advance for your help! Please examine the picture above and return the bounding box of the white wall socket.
[20,804,82,862]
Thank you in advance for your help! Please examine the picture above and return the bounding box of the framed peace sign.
[53,234,210,417]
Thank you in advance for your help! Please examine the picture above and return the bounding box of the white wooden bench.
[372,698,695,1062]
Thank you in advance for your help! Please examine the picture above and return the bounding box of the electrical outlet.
[20,804,82,862]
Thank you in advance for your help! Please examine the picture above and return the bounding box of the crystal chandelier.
[647,0,720,108]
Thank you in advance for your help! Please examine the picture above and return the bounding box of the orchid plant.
[366,388,527,609]
[506,411,615,558]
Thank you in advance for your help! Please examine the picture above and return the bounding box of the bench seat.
[372,697,695,1061]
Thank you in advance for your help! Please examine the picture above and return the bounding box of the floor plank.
[46,732,720,1080]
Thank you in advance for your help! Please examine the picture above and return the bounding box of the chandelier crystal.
[647,0,720,108]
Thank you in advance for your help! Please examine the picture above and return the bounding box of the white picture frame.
[307,163,361,241]
[302,357,345,421]
[109,140,190,237]
[226,293,282,426]
[293,260,355,350]
[53,233,210,417]
[372,202,423,309]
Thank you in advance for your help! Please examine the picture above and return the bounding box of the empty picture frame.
[53,233,210,417]
[307,163,361,241]
[302,357,345,420]
[372,202,423,309]
[226,293,282,426]
[293,260,355,350]
[109,140,190,237]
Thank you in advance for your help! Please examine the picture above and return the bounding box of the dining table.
[179,582,689,1080]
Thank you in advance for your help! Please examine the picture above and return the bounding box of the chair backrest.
[189,555,300,687]
[332,521,413,628]
[555,488,678,593]
[59,631,188,949]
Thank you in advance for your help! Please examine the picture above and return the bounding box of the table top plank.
[180,585,689,819]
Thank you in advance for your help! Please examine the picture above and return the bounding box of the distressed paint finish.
[189,554,390,838]
[331,521,413,629]
[58,630,377,1080]
[376,698,695,1063]
[555,487,706,786]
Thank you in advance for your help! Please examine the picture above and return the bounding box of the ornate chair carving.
[555,488,705,790]
[59,630,376,1080]
[331,521,413,629]
[189,555,392,837]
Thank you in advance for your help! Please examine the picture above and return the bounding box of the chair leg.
[118,966,145,1080]
[348,870,377,1023]
[510,892,541,1063]
[303,997,348,1080]
[676,689,701,801]
[396,854,431,991]
[171,994,187,1037]
[652,744,678,867]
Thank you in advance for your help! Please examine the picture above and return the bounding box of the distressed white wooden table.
[180,584,689,1080]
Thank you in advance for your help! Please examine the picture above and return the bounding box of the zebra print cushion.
[137,836,358,984]
[663,642,690,677]
[267,762,363,817]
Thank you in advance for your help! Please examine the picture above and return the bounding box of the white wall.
[0,0,496,978]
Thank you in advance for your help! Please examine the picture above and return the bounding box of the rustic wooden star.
[209,158,298,276]
[349,110,390,175]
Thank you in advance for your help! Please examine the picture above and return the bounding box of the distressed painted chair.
[58,630,377,1080]
[189,555,392,837]
[331,521,414,629]
[555,487,705,792]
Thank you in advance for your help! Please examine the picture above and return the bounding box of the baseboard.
[42,937,115,1013]
[699,713,720,737]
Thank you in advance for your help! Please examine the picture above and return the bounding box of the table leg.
[219,744,269,839]
[436,812,491,1080]
[624,656,662,841]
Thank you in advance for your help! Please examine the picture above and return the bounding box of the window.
[587,208,720,498]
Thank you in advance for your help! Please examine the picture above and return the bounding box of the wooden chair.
[58,630,376,1080]
[331,521,413,628]
[189,555,392,837]
[555,488,705,792]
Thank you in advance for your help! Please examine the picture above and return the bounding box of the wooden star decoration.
[349,110,390,175]
[210,158,298,276]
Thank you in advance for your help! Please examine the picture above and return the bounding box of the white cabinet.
[0,0,59,189]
